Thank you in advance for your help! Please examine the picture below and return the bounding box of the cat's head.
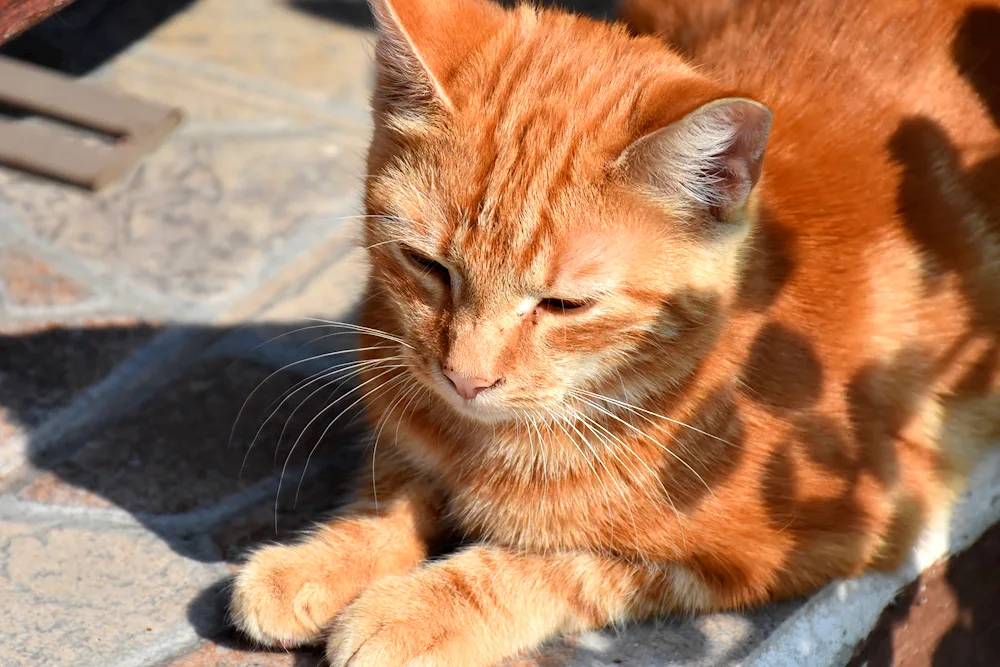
[361,0,771,422]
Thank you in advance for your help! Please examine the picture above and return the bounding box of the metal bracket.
[0,54,181,189]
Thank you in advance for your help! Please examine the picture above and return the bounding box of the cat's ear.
[370,0,508,113]
[618,97,772,218]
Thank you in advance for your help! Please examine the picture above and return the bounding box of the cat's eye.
[402,247,450,282]
[539,297,595,314]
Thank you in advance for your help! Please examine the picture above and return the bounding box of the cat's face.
[362,0,771,423]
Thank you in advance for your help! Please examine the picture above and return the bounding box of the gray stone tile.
[141,0,374,115]
[166,642,324,667]
[561,602,803,667]
[258,244,368,324]
[0,517,220,667]
[94,50,362,129]
[0,131,367,305]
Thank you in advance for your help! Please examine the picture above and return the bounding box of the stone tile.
[563,603,803,667]
[144,0,374,113]
[0,131,367,304]
[0,249,92,309]
[0,518,218,667]
[166,642,325,667]
[503,644,578,666]
[0,319,158,444]
[260,246,368,324]
[19,357,364,516]
[96,52,351,128]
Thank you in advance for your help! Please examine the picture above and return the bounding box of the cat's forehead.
[374,153,659,301]
[374,117,614,260]
[367,12,701,289]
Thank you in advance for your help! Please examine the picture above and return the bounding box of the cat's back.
[626,0,1000,398]
[623,0,1000,147]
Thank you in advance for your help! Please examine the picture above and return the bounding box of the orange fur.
[231,1,1000,664]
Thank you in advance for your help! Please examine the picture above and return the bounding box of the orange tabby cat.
[230,0,1000,664]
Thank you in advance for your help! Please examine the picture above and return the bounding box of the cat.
[230,0,1000,664]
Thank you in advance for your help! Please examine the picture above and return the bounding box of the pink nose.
[443,368,497,400]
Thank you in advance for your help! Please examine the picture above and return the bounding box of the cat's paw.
[230,543,358,648]
[325,574,479,667]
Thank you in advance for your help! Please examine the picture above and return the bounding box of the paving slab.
[94,51,361,130]
[166,642,325,667]
[0,130,366,307]
[0,510,222,667]
[141,0,374,116]
[212,462,351,566]
[257,244,368,324]
[0,1,997,666]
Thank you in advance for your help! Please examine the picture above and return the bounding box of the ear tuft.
[619,97,772,215]
[370,0,508,115]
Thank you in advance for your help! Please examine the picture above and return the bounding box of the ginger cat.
[231,0,1000,664]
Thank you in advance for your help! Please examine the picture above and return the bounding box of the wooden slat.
[0,56,177,136]
[0,120,115,186]
[0,55,182,189]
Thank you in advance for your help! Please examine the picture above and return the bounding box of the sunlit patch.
[668,565,715,611]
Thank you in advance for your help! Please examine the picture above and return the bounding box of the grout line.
[215,211,364,325]
[0,203,192,316]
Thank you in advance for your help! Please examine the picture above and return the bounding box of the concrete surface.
[0,1,996,666]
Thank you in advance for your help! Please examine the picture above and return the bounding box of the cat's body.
[231,1,1000,664]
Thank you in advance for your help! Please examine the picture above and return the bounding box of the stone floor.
[0,2,998,667]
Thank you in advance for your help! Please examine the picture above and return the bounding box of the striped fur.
[231,1,1000,664]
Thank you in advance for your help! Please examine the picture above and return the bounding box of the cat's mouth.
[420,365,516,424]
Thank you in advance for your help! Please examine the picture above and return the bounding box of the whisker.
[551,410,620,545]
[365,379,421,512]
[558,407,642,551]
[575,388,735,447]
[273,365,408,529]
[246,324,382,354]
[301,318,414,349]
[292,373,412,513]
[236,355,399,477]
[573,408,686,547]
[229,344,400,453]
[571,392,717,502]
[270,357,402,468]
[258,350,396,418]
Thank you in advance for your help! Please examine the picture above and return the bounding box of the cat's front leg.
[325,545,642,667]
[230,478,443,648]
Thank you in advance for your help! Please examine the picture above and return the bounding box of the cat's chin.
[438,392,514,424]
